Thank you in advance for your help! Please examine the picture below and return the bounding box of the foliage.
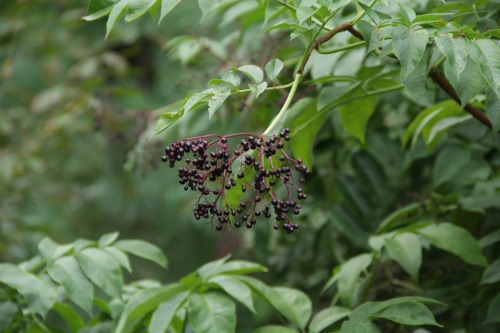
[2,0,500,332]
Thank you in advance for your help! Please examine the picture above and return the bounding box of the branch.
[429,68,492,129]
[298,22,354,74]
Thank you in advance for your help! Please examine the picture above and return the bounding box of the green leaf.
[435,35,468,80]
[198,0,226,19]
[188,291,236,333]
[116,284,185,333]
[480,229,500,248]
[267,287,312,330]
[53,303,85,333]
[265,59,284,81]
[337,253,373,308]
[114,239,168,268]
[197,254,231,279]
[125,0,150,22]
[208,87,232,119]
[385,233,422,281]
[471,39,500,98]
[47,256,94,314]
[233,65,264,83]
[84,0,118,20]
[209,275,256,313]
[296,6,318,25]
[249,82,268,98]
[433,144,471,187]
[358,2,380,25]
[213,260,268,275]
[485,293,500,324]
[375,203,422,234]
[38,237,72,262]
[481,258,500,284]
[374,301,440,326]
[417,223,487,266]
[412,14,447,27]
[486,88,500,132]
[403,99,463,147]
[98,232,119,247]
[103,246,132,272]
[309,306,351,333]
[456,56,484,107]
[76,248,123,299]
[284,98,326,169]
[149,291,189,333]
[0,264,57,317]
[252,326,298,333]
[338,94,376,144]
[357,21,387,54]
[106,0,128,38]
[392,25,428,81]
[398,3,416,24]
[0,301,17,331]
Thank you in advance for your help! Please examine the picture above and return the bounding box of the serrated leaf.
[338,94,376,144]
[385,233,422,281]
[375,301,440,326]
[417,223,487,266]
[210,275,255,313]
[47,256,94,314]
[481,258,500,284]
[433,144,471,187]
[393,25,428,81]
[153,109,183,136]
[253,326,298,333]
[208,87,232,118]
[76,248,123,299]
[53,303,85,333]
[471,39,500,98]
[265,59,284,81]
[106,0,128,38]
[309,306,350,332]
[116,284,185,333]
[485,293,500,324]
[160,0,182,22]
[103,247,132,272]
[233,65,264,83]
[149,291,189,333]
[456,56,484,107]
[114,239,168,268]
[0,264,57,318]
[188,292,236,333]
[98,232,119,247]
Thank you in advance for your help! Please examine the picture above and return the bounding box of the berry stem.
[262,73,302,136]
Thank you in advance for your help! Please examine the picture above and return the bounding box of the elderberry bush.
[161,128,309,233]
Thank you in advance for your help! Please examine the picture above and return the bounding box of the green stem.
[235,81,295,95]
[262,73,303,135]
[351,0,378,24]
[317,40,365,54]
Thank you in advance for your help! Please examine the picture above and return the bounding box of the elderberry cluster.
[161,128,309,233]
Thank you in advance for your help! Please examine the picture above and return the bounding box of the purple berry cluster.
[161,128,309,233]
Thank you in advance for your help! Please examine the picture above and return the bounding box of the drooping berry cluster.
[161,128,309,233]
